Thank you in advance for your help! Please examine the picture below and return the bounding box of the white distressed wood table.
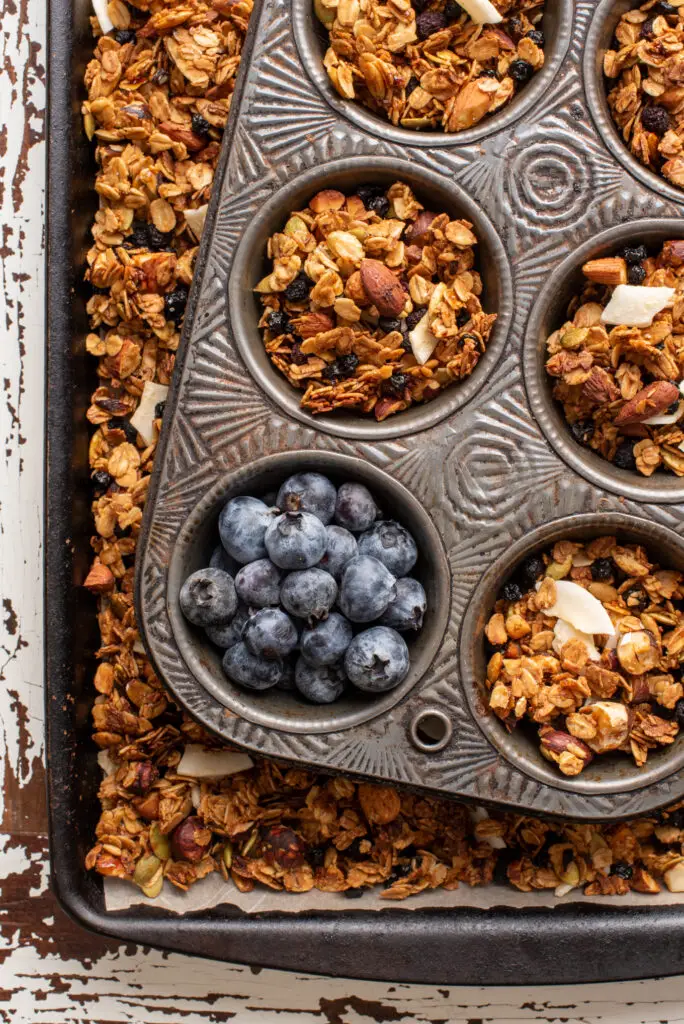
[3,2,684,1020]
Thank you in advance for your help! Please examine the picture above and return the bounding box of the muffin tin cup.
[584,0,684,208]
[166,451,450,734]
[137,0,684,818]
[524,218,684,505]
[228,155,513,441]
[292,0,575,148]
[460,512,684,796]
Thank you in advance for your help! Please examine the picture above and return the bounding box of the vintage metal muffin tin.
[138,0,684,821]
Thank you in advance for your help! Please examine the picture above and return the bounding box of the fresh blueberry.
[265,512,328,570]
[219,495,276,564]
[276,473,337,525]
[318,525,358,580]
[334,482,378,532]
[300,612,353,667]
[209,544,240,576]
[205,605,251,649]
[243,608,298,660]
[338,555,396,623]
[275,655,297,691]
[379,578,426,631]
[180,568,237,627]
[344,626,409,692]
[357,520,417,577]
[294,658,347,703]
[222,642,282,690]
[280,568,338,621]
[235,558,283,607]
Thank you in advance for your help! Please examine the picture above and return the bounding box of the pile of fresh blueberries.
[179,472,427,705]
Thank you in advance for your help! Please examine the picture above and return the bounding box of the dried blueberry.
[378,317,402,335]
[405,77,419,97]
[110,417,139,444]
[152,68,169,86]
[147,224,173,251]
[154,400,166,419]
[501,580,523,602]
[267,310,291,334]
[654,0,678,15]
[343,887,365,899]
[405,307,427,331]
[382,373,410,398]
[368,195,390,218]
[284,273,313,302]
[478,68,499,78]
[624,584,649,612]
[416,10,447,38]
[642,105,671,136]
[115,29,136,44]
[309,844,327,868]
[590,558,613,582]
[322,353,359,382]
[508,59,533,83]
[570,420,594,446]
[92,469,113,492]
[128,222,151,249]
[520,554,545,585]
[619,244,648,264]
[456,307,470,328]
[526,29,545,46]
[675,698,684,728]
[610,861,633,880]
[164,287,189,325]
[443,0,462,17]
[613,440,637,471]
[356,184,386,208]
[291,341,307,365]
[191,112,211,137]
[628,263,646,285]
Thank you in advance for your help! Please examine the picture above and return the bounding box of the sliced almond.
[176,744,254,779]
[536,579,616,636]
[600,284,675,328]
[457,0,503,24]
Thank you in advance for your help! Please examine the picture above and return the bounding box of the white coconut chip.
[600,284,675,328]
[571,552,593,567]
[97,750,116,776]
[184,204,208,240]
[468,806,506,849]
[190,783,201,809]
[92,0,114,33]
[643,401,684,426]
[129,380,169,446]
[552,619,601,661]
[665,860,684,893]
[536,579,616,636]
[408,314,439,365]
[457,0,503,23]
[554,882,575,898]
[176,744,254,779]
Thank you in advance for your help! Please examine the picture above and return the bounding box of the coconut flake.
[129,380,169,446]
[571,551,593,567]
[92,0,114,33]
[665,860,684,893]
[554,882,575,898]
[552,619,601,661]
[176,744,254,779]
[600,284,675,328]
[184,204,208,240]
[457,0,503,23]
[643,401,684,426]
[468,806,506,849]
[190,783,201,809]
[97,750,116,776]
[536,579,616,636]
[409,314,439,365]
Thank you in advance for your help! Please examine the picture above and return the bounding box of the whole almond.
[359,259,405,317]
[614,380,680,426]
[582,257,627,286]
[290,312,335,338]
[405,211,437,246]
[83,562,115,593]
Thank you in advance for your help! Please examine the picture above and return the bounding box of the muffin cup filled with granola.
[525,220,684,503]
[586,0,684,205]
[229,157,512,438]
[293,0,574,145]
[461,514,684,793]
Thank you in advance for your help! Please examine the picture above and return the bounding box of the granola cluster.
[545,241,684,477]
[605,1,684,190]
[82,3,684,905]
[485,537,684,776]
[318,0,546,133]
[257,182,496,420]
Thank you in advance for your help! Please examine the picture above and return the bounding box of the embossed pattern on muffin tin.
[137,0,684,820]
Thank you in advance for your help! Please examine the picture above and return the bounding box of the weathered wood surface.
[3,0,684,1019]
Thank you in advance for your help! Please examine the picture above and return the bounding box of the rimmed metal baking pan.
[137,0,684,820]
[46,0,684,984]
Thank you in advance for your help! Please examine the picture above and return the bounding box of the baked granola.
[257,183,496,420]
[545,241,684,477]
[318,0,546,133]
[605,1,684,191]
[82,2,684,905]
[485,537,684,776]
